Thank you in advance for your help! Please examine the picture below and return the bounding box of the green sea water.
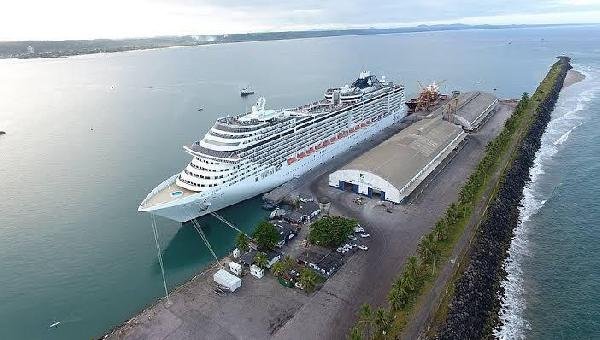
[1,25,599,339]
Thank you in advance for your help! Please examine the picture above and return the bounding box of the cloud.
[1,0,599,40]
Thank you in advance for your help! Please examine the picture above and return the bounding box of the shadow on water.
[153,197,269,273]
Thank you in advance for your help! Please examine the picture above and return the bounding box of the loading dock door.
[370,188,386,201]
[339,181,355,193]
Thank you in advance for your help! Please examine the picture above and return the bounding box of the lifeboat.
[287,157,297,165]
[329,136,337,143]
[361,122,367,128]
[323,139,330,146]
[297,152,307,158]
[315,142,323,150]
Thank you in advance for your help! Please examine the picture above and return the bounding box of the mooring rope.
[182,206,222,267]
[190,218,221,265]
[210,212,251,238]
[151,214,170,303]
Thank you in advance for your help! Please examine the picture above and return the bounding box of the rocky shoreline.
[435,57,572,339]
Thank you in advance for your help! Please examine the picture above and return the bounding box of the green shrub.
[308,216,357,247]
[252,221,279,251]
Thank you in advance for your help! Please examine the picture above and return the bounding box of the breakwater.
[435,57,572,339]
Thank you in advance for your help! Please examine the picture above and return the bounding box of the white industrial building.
[329,116,467,203]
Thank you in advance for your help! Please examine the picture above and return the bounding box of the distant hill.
[0,23,582,59]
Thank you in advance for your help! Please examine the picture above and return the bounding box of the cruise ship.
[139,72,406,222]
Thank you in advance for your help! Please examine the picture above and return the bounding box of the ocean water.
[1,25,599,339]
[496,62,600,337]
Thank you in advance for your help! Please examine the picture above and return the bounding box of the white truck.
[213,269,242,292]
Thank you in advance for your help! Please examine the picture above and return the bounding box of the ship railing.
[140,174,180,207]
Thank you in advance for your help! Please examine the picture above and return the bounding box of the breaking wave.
[495,66,599,339]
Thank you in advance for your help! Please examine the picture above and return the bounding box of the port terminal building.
[328,91,498,204]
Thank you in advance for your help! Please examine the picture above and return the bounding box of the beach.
[564,69,585,87]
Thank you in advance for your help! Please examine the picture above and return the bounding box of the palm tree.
[253,252,269,269]
[349,326,363,340]
[271,261,286,278]
[235,232,250,252]
[299,268,318,293]
[271,256,295,278]
[388,286,402,311]
[389,279,409,311]
[418,233,440,274]
[405,256,421,286]
[374,308,391,336]
[357,303,373,338]
[433,220,448,242]
[402,270,417,293]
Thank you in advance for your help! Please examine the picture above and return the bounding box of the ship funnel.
[252,97,266,113]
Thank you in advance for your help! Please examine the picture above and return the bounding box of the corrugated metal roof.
[340,116,464,189]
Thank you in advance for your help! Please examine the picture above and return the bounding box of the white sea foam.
[553,122,582,146]
[495,66,600,339]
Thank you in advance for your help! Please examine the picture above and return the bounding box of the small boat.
[240,86,255,96]
[49,321,61,328]
[197,107,204,112]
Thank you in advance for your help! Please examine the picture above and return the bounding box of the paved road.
[107,104,511,340]
[273,104,513,340]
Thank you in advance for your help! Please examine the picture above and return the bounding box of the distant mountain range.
[0,23,587,59]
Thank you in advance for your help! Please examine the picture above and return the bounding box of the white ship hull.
[141,109,404,222]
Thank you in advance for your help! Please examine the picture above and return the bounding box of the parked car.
[348,235,357,241]
[360,233,371,238]
[354,226,365,233]
[358,245,368,251]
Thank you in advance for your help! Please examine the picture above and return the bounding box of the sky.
[1,0,599,41]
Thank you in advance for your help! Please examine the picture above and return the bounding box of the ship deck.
[140,182,196,210]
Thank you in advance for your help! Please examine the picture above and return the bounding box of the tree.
[308,216,356,247]
[349,326,363,340]
[374,308,391,336]
[433,220,448,242]
[357,303,373,339]
[389,278,409,311]
[299,267,319,293]
[271,256,294,278]
[235,232,250,252]
[253,252,269,269]
[418,233,440,274]
[405,256,421,288]
[252,221,279,251]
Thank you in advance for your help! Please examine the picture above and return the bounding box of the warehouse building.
[329,116,467,203]
[442,91,499,131]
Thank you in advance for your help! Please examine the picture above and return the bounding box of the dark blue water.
[496,46,600,338]
[1,25,599,339]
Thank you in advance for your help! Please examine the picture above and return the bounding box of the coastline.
[103,259,224,339]
[434,57,572,339]
[564,69,585,87]
[0,23,587,61]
